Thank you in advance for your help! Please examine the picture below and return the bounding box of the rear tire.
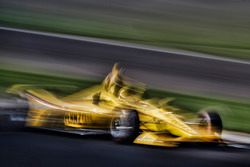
[198,111,223,134]
[110,110,139,143]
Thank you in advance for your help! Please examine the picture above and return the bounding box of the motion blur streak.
[0,1,250,167]
[1,28,250,100]
[1,0,250,59]
[1,0,250,99]
[0,132,249,167]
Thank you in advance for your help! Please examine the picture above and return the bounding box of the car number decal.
[64,112,92,125]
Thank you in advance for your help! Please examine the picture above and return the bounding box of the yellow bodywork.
[7,64,221,147]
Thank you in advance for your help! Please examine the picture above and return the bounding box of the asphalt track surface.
[1,28,250,166]
[0,130,250,167]
[1,28,250,99]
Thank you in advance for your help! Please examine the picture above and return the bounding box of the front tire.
[198,111,223,135]
[110,110,139,143]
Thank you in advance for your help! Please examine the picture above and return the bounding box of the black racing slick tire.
[110,110,139,143]
[198,111,223,135]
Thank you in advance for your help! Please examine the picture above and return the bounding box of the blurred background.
[2,0,250,58]
[1,0,250,133]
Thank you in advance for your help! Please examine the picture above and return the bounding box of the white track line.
[1,26,250,65]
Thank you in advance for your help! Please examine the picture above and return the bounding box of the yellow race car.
[7,64,223,147]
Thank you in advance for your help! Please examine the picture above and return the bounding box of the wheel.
[198,111,223,134]
[110,110,139,143]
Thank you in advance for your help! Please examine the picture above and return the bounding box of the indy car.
[3,64,223,147]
